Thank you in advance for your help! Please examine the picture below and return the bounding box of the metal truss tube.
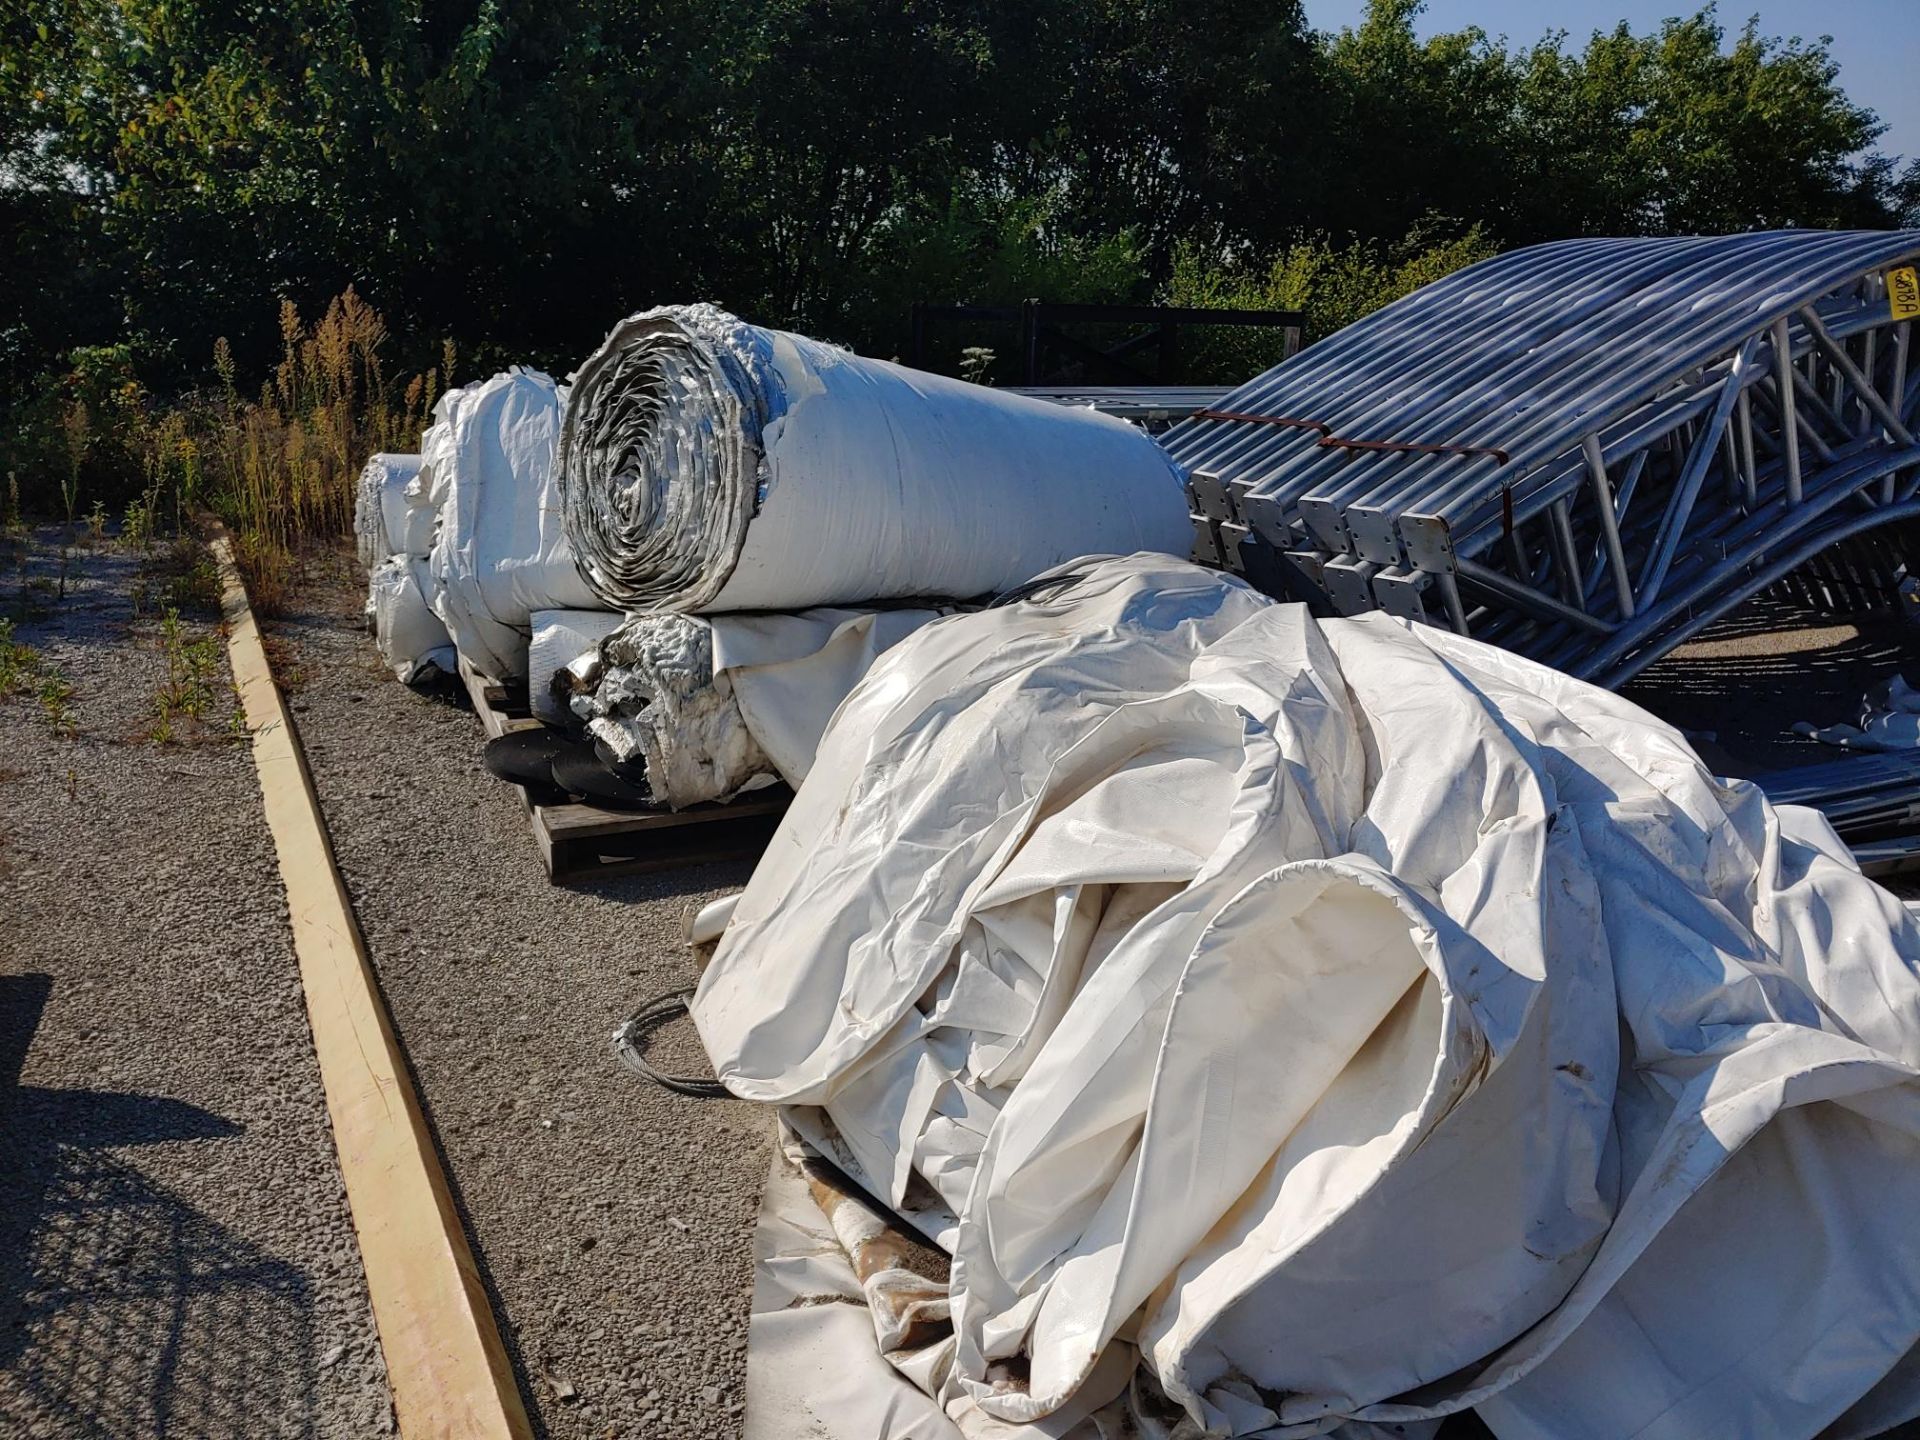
[1592,499,1920,690]
[1638,335,1762,607]
[1168,229,1920,685]
[1582,432,1636,619]
[1801,307,1916,446]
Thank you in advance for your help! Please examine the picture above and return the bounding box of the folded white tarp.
[557,305,1193,613]
[573,607,944,808]
[353,452,427,572]
[429,368,606,681]
[695,553,1920,1440]
[368,556,456,684]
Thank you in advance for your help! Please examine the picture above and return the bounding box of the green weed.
[0,617,76,735]
[38,671,75,735]
[0,618,40,696]
[150,605,229,742]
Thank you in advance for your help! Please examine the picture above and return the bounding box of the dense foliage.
[3,0,1916,508]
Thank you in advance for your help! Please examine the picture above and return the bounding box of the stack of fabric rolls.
[356,304,1194,810]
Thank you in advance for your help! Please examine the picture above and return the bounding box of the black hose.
[988,569,1089,609]
[611,988,730,1098]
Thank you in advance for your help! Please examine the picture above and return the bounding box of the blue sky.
[1304,1,1920,165]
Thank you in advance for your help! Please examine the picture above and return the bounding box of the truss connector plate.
[1187,468,1234,523]
[1218,521,1253,574]
[1241,492,1293,549]
[1371,566,1432,624]
[1398,512,1456,573]
[1297,496,1350,553]
[1190,514,1226,567]
[1346,506,1406,566]
[1323,555,1381,616]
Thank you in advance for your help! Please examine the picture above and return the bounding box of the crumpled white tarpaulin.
[556,304,1192,613]
[429,367,605,681]
[574,606,944,808]
[696,553,1920,1440]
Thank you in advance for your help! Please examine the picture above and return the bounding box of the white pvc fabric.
[428,368,603,681]
[556,305,1193,613]
[695,553,1920,1440]
[714,609,946,788]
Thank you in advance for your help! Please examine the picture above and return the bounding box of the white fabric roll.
[693,553,1920,1439]
[528,609,626,724]
[558,304,1192,613]
[368,555,455,684]
[352,453,423,570]
[429,368,602,681]
[575,606,945,808]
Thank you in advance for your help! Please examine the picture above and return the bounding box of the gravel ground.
[267,545,768,1440]
[0,527,390,1439]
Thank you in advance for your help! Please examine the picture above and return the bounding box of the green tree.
[4,0,1916,509]
[1506,10,1910,238]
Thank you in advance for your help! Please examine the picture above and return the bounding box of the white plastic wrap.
[696,554,1920,1440]
[557,305,1193,612]
[429,368,603,681]
[528,610,627,725]
[352,453,424,570]
[368,556,455,684]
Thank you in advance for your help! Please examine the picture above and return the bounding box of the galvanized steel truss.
[1167,232,1920,689]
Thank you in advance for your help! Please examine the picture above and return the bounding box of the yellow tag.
[1892,265,1920,321]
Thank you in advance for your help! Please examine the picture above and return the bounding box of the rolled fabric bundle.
[369,555,455,685]
[527,609,627,725]
[429,368,602,681]
[558,304,1193,613]
[352,453,424,571]
[576,613,771,808]
[571,606,945,808]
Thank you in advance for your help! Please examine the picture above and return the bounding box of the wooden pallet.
[460,659,788,882]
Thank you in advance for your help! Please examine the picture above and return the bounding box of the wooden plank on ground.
[213,532,532,1440]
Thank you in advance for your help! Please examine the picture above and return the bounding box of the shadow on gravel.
[569,856,760,907]
[0,974,322,1438]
